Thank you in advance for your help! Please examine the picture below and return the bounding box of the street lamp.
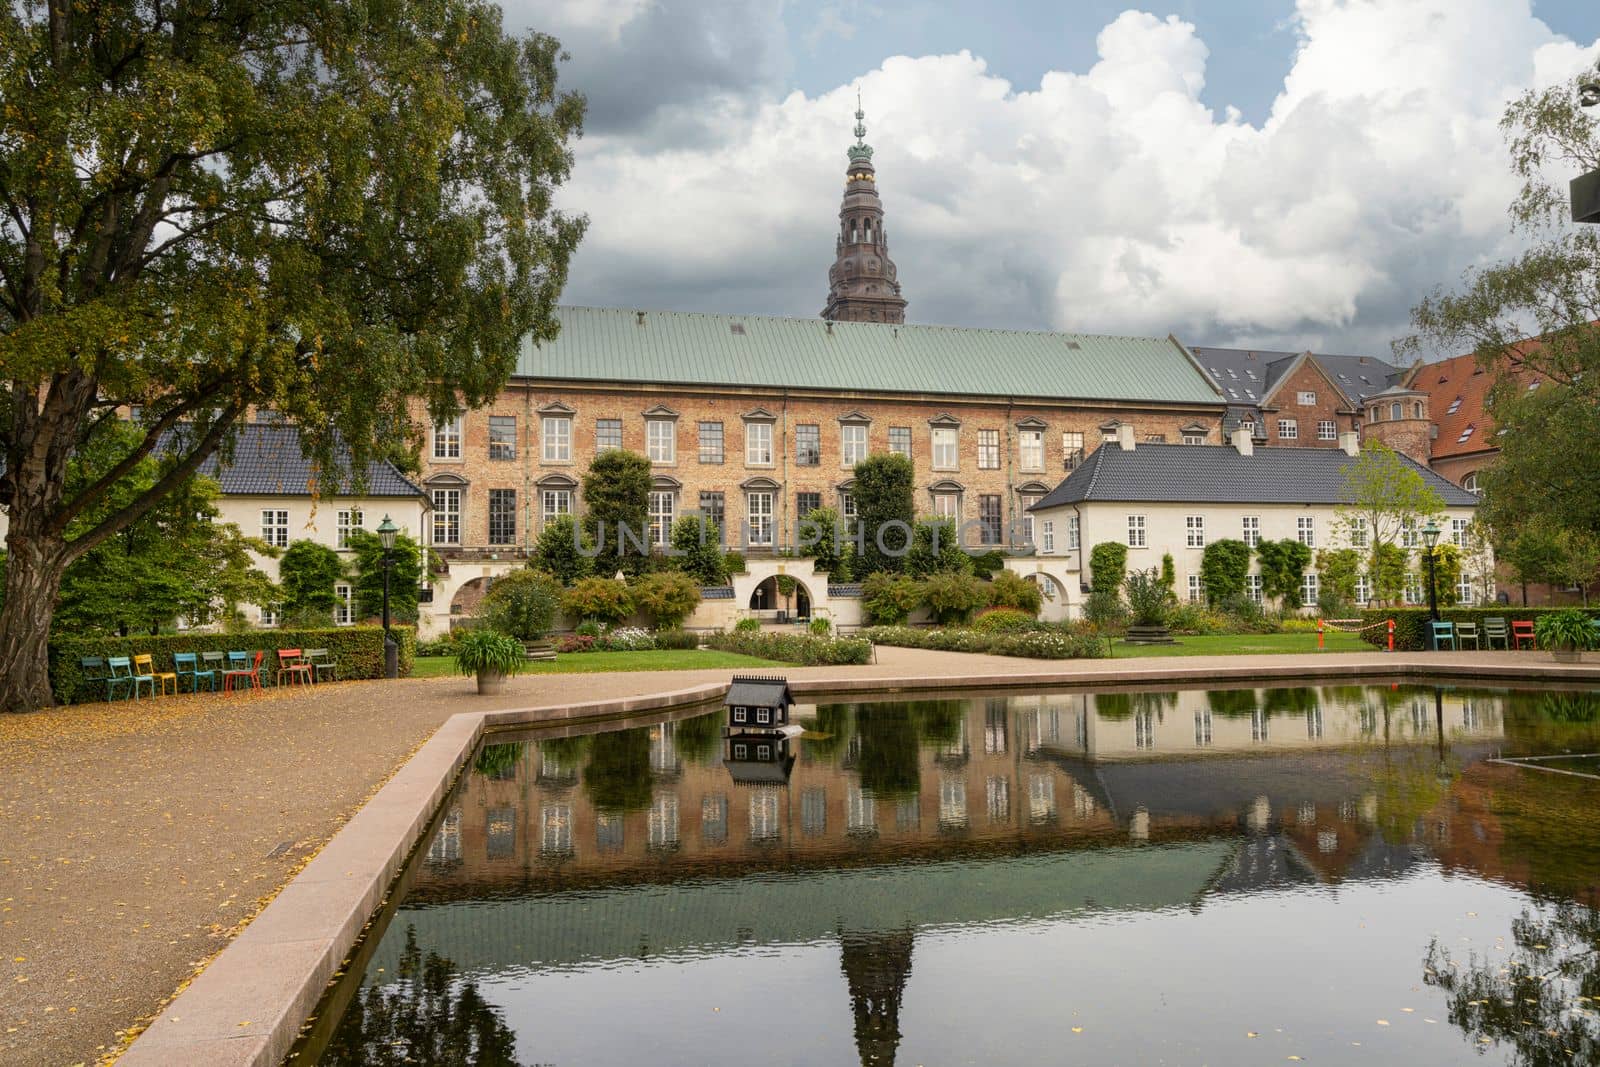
[1421,519,1442,631]
[377,515,399,679]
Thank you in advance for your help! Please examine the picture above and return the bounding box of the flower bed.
[860,625,1107,660]
[704,629,872,666]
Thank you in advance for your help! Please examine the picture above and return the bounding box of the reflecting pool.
[307,683,1600,1066]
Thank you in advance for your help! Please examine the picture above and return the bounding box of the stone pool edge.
[118,655,1600,1066]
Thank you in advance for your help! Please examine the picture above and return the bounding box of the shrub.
[561,577,633,625]
[48,626,415,704]
[799,506,848,576]
[854,453,917,575]
[809,617,833,635]
[453,629,527,677]
[1200,540,1251,605]
[531,514,594,585]
[582,449,653,576]
[861,571,922,625]
[920,570,991,626]
[654,628,701,650]
[734,616,763,634]
[1315,548,1361,612]
[598,626,656,651]
[970,607,1038,634]
[415,633,458,657]
[860,625,1106,660]
[1123,567,1173,627]
[904,517,970,578]
[1083,587,1126,628]
[670,515,727,585]
[970,551,1005,580]
[723,551,747,576]
[988,569,1043,616]
[348,529,423,623]
[704,629,872,665]
[1257,539,1313,608]
[479,569,563,640]
[1277,616,1323,633]
[1088,542,1128,591]
[1535,608,1599,652]
[574,618,603,638]
[278,540,345,619]
[555,633,597,653]
[630,570,702,628]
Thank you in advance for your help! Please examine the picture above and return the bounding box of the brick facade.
[1258,360,1361,447]
[1358,389,1433,465]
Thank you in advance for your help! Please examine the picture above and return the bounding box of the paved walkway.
[2,645,1594,1064]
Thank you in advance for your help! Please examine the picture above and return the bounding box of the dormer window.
[1446,396,1462,414]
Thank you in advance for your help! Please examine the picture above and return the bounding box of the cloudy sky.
[501,0,1598,358]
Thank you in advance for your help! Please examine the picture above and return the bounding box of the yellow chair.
[134,653,178,696]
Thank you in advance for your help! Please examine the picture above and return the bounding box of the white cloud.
[556,0,1600,353]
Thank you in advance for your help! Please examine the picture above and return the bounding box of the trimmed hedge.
[49,625,416,705]
[704,629,872,666]
[861,625,1108,660]
[1354,608,1600,652]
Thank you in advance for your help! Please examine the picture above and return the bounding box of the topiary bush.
[1088,541,1129,591]
[1200,540,1251,605]
[630,570,702,628]
[988,569,1043,616]
[561,577,633,625]
[970,607,1039,634]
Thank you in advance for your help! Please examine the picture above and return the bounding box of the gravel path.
[0,644,1577,1064]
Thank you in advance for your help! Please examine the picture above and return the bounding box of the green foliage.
[970,607,1039,634]
[853,453,917,574]
[904,517,971,578]
[1089,542,1129,591]
[474,742,525,779]
[1257,539,1313,608]
[1373,542,1410,603]
[1084,588,1127,628]
[479,570,562,641]
[1534,609,1600,652]
[861,625,1107,660]
[1123,567,1173,627]
[582,451,653,576]
[629,571,702,628]
[733,617,763,634]
[724,551,747,576]
[669,515,727,585]
[798,506,848,576]
[808,617,833,635]
[1499,518,1600,596]
[278,541,347,621]
[347,529,423,623]
[860,572,923,625]
[48,626,414,704]
[970,551,1005,580]
[1336,442,1446,586]
[561,577,633,625]
[1316,548,1362,613]
[1200,539,1251,605]
[987,569,1043,616]
[1426,543,1464,608]
[704,630,872,665]
[919,571,991,626]
[584,730,653,813]
[452,629,527,677]
[1159,553,1177,594]
[653,629,701,650]
[532,515,594,585]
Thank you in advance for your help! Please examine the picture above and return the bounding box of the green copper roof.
[516,306,1224,406]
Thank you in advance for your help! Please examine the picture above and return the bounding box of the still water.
[310,683,1600,1066]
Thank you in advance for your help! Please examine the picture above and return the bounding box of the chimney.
[1231,426,1253,456]
[1115,423,1136,451]
[1338,430,1360,457]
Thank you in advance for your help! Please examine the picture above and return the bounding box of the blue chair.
[79,656,113,701]
[1430,620,1456,651]
[173,652,217,693]
[107,655,154,699]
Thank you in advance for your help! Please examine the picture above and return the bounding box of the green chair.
[304,648,338,683]
[79,656,114,701]
[173,652,218,693]
[1483,617,1510,650]
[1454,620,1481,650]
[1430,620,1456,651]
[108,655,155,700]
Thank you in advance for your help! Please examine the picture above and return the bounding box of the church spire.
[822,94,907,324]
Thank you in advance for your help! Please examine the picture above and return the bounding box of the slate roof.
[516,306,1224,406]
[1189,347,1406,412]
[1031,442,1480,509]
[182,423,426,498]
[726,675,793,708]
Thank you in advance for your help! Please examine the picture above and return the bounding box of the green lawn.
[409,649,787,678]
[1109,631,1374,657]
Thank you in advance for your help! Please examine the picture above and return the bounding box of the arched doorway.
[1024,572,1069,622]
[450,576,494,621]
[749,575,812,621]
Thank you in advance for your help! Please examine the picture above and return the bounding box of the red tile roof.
[1420,350,1532,461]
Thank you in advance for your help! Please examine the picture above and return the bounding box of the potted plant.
[1533,609,1598,663]
[453,629,527,694]
[479,569,562,661]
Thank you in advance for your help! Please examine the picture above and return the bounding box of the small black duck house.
[725,674,794,730]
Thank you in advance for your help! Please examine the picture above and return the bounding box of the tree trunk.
[0,530,71,713]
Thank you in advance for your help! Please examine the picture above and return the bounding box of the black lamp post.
[377,515,399,679]
[1421,519,1442,630]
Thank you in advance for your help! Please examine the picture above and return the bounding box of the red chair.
[222,650,264,693]
[1511,620,1537,650]
[275,648,313,688]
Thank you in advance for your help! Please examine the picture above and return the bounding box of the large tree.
[0,1,585,710]
[581,449,652,577]
[1335,442,1444,603]
[852,452,915,576]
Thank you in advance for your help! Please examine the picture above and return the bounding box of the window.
[888,426,912,457]
[841,423,868,465]
[1403,575,1423,605]
[978,495,1002,545]
[933,492,959,520]
[431,489,460,545]
[1127,514,1146,548]
[336,509,362,549]
[596,418,623,452]
[259,608,280,628]
[932,426,958,469]
[732,706,747,724]
[1317,420,1337,441]
[1456,575,1474,604]
[1457,424,1475,444]
[1355,575,1371,605]
[747,491,773,546]
[540,488,571,528]
[1302,571,1319,606]
[1297,516,1315,547]
[539,416,569,462]
[701,795,728,846]
[1041,520,1055,554]
[756,707,771,725]
[697,492,724,536]
[745,422,773,465]
[1451,517,1468,546]
[1297,390,1316,406]
[1144,434,1166,444]
[1188,574,1204,602]
[977,429,1000,470]
[489,416,518,460]
[1062,431,1085,469]
[847,788,876,835]
[1182,432,1206,446]
[1461,472,1479,495]
[1019,429,1044,470]
[334,582,354,626]
[649,490,675,547]
[794,424,820,466]
[1018,493,1040,545]
[432,416,461,459]
[261,509,289,548]
[1242,516,1260,548]
[698,421,724,464]
[1186,515,1205,548]
[1246,574,1264,604]
[488,489,517,545]
[1278,418,1298,440]
[1414,402,1424,419]
[1350,516,1368,548]
[840,491,857,530]
[1401,519,1419,549]
[802,787,827,835]
[1446,396,1462,415]
[648,794,678,850]
[1390,401,1403,421]
[986,776,1011,823]
[646,419,675,463]
[1068,514,1080,550]
[796,492,820,518]
[1240,419,1256,437]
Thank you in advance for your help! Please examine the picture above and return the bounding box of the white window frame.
[1278,418,1298,440]
[745,421,773,466]
[646,419,676,464]
[1297,390,1317,406]
[1297,516,1315,547]
[1188,574,1204,603]
[1019,429,1044,471]
[1317,419,1337,441]
[932,427,958,470]
[1127,514,1146,548]
[1242,515,1260,548]
[649,490,676,547]
[1247,574,1264,604]
[540,488,572,528]
[431,489,461,546]
[887,426,912,457]
[336,508,363,549]
[1401,519,1419,549]
[261,509,289,549]
[1185,515,1205,549]
[841,423,868,466]
[1350,516,1368,548]
[1302,571,1319,606]
[1182,433,1205,446]
[1355,575,1371,605]
[933,492,959,520]
[1450,518,1468,546]
[977,429,1000,470]
[541,415,571,462]
[1068,514,1080,550]
[747,491,773,547]
[756,707,771,725]
[334,582,354,626]
[733,707,748,723]
[432,416,461,460]
[1041,520,1055,554]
